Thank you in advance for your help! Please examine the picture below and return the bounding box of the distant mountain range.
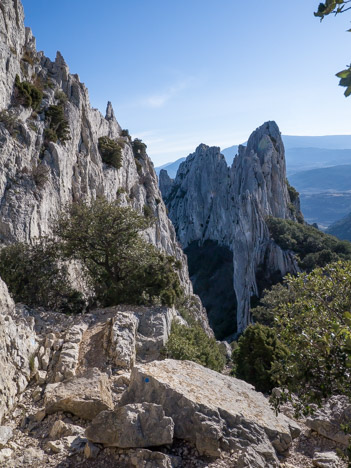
[155,135,351,229]
[156,157,186,179]
[289,165,351,193]
[156,135,351,177]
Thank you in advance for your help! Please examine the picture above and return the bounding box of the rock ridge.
[0,0,200,308]
[160,122,301,333]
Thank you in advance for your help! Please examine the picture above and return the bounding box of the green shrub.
[46,79,55,90]
[0,241,84,314]
[54,90,68,104]
[45,105,70,144]
[55,198,182,307]
[135,159,142,175]
[163,321,226,372]
[121,129,131,141]
[254,261,351,410]
[21,50,37,66]
[116,187,126,196]
[143,204,154,218]
[44,128,58,144]
[98,136,123,169]
[286,180,299,203]
[266,216,351,271]
[28,121,38,133]
[32,163,50,189]
[231,323,289,393]
[14,75,43,110]
[132,138,147,157]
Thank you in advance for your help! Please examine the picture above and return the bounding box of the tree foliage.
[45,105,70,144]
[55,198,182,307]
[132,138,147,157]
[266,217,351,271]
[315,1,351,96]
[163,320,226,372]
[232,323,289,393]
[0,240,84,314]
[14,75,43,110]
[254,261,351,410]
[98,136,123,169]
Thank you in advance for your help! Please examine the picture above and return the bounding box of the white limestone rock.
[313,451,342,468]
[0,0,215,335]
[108,312,139,369]
[85,403,174,448]
[135,306,181,362]
[120,359,300,465]
[55,322,88,380]
[161,122,301,332]
[306,396,351,446]
[0,426,12,448]
[44,368,113,420]
[0,277,37,423]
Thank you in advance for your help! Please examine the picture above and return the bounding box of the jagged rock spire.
[105,101,115,121]
[161,121,301,334]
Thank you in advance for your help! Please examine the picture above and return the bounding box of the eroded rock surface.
[0,0,213,333]
[161,122,301,333]
[0,278,37,423]
[85,403,174,448]
[120,359,300,465]
[44,368,114,420]
[306,396,351,446]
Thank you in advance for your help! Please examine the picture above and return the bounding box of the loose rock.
[45,368,113,420]
[86,403,174,448]
[120,359,300,464]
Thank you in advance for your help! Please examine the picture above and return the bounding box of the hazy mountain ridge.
[157,138,351,228]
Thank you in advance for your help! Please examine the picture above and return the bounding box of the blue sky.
[22,0,351,165]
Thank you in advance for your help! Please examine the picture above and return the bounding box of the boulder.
[306,396,351,446]
[120,360,300,465]
[46,435,86,454]
[49,420,84,439]
[127,448,181,468]
[312,451,341,468]
[84,441,100,459]
[44,368,113,420]
[0,426,13,448]
[85,402,174,448]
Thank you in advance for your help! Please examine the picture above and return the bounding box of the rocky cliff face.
[0,277,37,424]
[0,0,196,298]
[160,122,301,335]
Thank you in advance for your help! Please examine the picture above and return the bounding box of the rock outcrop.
[0,298,347,467]
[0,0,198,304]
[0,278,37,423]
[85,403,174,448]
[159,169,174,200]
[44,369,114,420]
[306,396,351,447]
[160,122,301,334]
[120,359,300,466]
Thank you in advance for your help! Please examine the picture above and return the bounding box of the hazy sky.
[22,0,351,165]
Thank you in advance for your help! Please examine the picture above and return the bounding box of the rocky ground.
[0,287,349,468]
